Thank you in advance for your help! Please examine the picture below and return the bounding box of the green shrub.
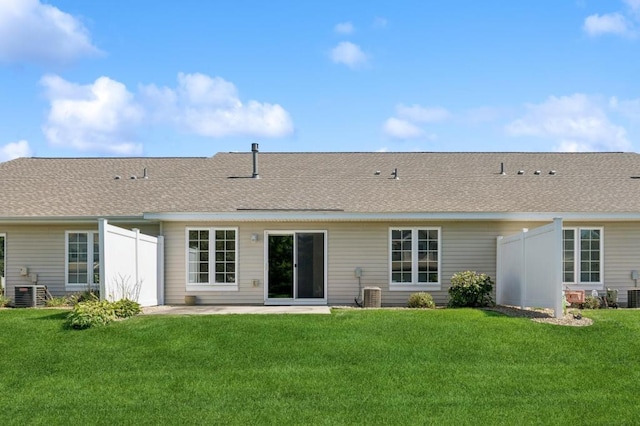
[111,298,141,318]
[0,294,10,307]
[45,296,71,307]
[65,300,115,330]
[68,289,100,305]
[582,295,601,310]
[407,292,435,308]
[448,271,494,307]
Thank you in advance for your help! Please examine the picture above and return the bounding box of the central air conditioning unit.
[14,285,47,308]
[363,287,382,308]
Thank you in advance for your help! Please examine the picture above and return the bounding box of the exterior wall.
[3,220,639,306]
[0,223,160,301]
[163,220,553,306]
[574,222,640,306]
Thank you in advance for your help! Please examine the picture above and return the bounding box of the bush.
[407,292,435,308]
[65,300,115,330]
[68,289,100,305]
[111,298,141,318]
[45,296,71,307]
[582,295,601,310]
[448,271,494,307]
[0,294,10,307]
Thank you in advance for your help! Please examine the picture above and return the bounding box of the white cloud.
[330,41,368,69]
[141,72,294,138]
[465,106,503,124]
[334,22,354,34]
[610,96,640,120]
[625,0,640,12]
[0,140,32,162]
[382,103,450,140]
[583,13,633,36]
[373,17,388,29]
[505,94,631,151]
[0,0,100,65]
[382,118,424,139]
[396,104,451,123]
[41,75,143,155]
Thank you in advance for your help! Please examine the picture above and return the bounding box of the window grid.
[214,230,236,284]
[391,230,412,283]
[66,232,99,286]
[562,229,575,283]
[188,230,209,284]
[187,228,237,285]
[391,228,440,285]
[580,229,601,283]
[563,228,602,284]
[418,230,439,283]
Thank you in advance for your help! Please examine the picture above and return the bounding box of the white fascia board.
[143,211,640,222]
[0,216,150,225]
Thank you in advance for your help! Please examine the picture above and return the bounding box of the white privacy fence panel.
[496,218,563,318]
[99,219,163,307]
[495,232,523,307]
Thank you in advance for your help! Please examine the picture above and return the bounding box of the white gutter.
[143,211,640,222]
[0,216,152,225]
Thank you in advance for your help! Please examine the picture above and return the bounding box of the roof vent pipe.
[142,168,148,179]
[392,168,399,180]
[251,143,260,179]
[500,162,506,175]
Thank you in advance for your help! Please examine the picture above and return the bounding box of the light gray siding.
[0,223,159,301]
[3,220,639,307]
[163,220,555,306]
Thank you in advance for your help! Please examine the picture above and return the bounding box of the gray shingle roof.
[1,152,640,218]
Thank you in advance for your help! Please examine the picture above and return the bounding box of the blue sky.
[1,0,640,160]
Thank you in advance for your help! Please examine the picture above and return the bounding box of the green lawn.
[1,308,639,425]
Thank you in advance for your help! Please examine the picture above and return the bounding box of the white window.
[389,227,441,291]
[65,231,100,289]
[186,228,238,291]
[563,227,603,286]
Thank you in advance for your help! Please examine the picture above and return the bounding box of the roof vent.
[114,175,121,180]
[549,170,556,175]
[391,168,399,180]
[251,143,260,179]
[534,170,541,175]
[374,170,381,176]
[517,170,524,175]
[142,168,148,179]
[500,162,506,175]
[130,175,137,180]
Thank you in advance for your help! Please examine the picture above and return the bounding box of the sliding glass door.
[266,231,326,303]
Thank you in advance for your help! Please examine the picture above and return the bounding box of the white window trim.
[388,227,441,291]
[185,227,239,292]
[562,227,604,289]
[65,231,100,290]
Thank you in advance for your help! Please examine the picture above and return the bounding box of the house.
[2,146,640,308]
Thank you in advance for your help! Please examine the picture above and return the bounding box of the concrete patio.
[142,305,332,315]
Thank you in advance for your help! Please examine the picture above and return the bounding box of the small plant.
[68,289,100,305]
[111,298,141,318]
[448,271,494,307]
[0,293,10,307]
[407,292,435,308]
[45,296,71,307]
[65,300,115,330]
[582,295,601,309]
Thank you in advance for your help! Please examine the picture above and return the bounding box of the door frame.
[263,230,328,305]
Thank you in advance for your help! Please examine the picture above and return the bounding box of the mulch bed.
[485,305,593,327]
